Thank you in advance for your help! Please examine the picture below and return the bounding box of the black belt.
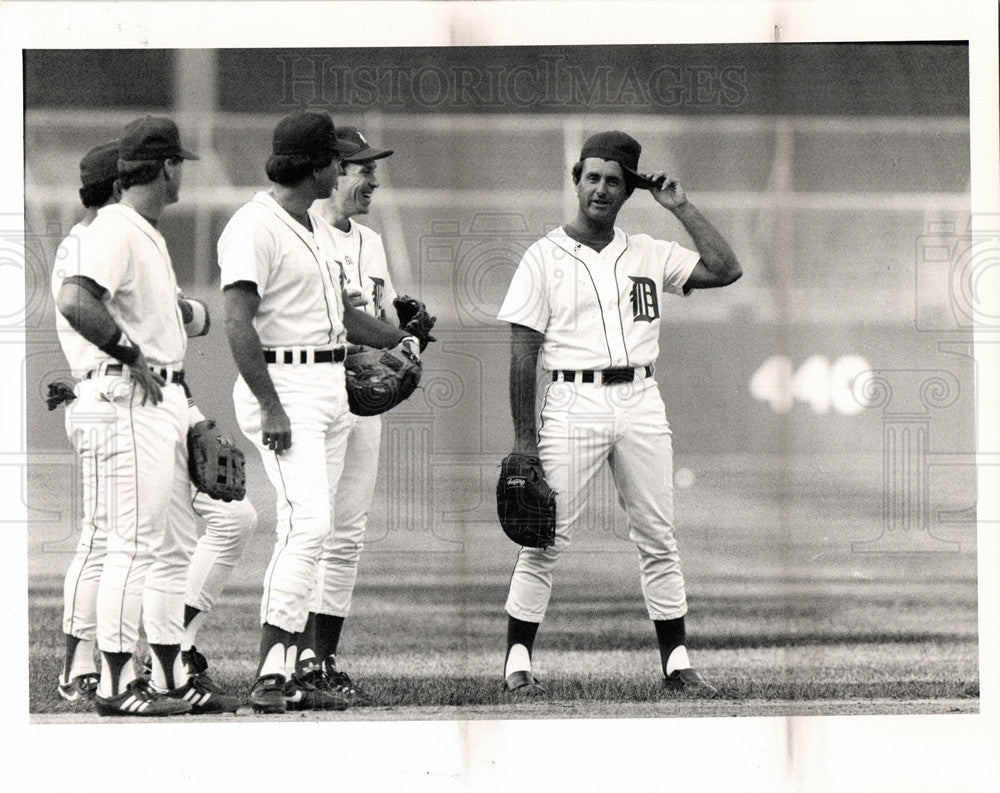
[85,364,185,384]
[552,366,653,385]
[264,347,347,364]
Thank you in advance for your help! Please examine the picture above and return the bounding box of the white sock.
[182,611,208,651]
[259,643,287,678]
[98,655,136,698]
[68,638,98,679]
[284,644,299,678]
[504,644,532,678]
[150,647,187,691]
[665,645,691,676]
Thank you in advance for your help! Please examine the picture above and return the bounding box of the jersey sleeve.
[657,239,701,296]
[75,215,130,295]
[496,242,549,332]
[218,207,276,294]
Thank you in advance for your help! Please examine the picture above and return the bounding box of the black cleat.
[284,659,349,711]
[664,667,718,697]
[249,673,288,714]
[321,656,370,705]
[94,678,193,717]
[58,671,100,703]
[503,670,546,698]
[168,675,242,714]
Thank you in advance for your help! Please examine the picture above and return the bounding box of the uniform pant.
[63,397,257,640]
[183,489,258,613]
[234,364,351,634]
[310,413,381,617]
[62,374,188,653]
[505,376,688,623]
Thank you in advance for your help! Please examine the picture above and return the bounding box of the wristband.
[183,298,210,337]
[97,330,141,367]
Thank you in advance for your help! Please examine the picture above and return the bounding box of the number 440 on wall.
[749,355,873,415]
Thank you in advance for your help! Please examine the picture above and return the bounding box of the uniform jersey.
[310,205,397,321]
[52,222,103,378]
[218,191,346,348]
[497,226,699,370]
[68,204,188,369]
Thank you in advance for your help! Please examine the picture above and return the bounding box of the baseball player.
[219,111,419,714]
[53,138,251,713]
[53,116,235,716]
[298,126,409,701]
[497,131,742,697]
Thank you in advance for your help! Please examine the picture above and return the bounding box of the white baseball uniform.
[219,191,351,634]
[309,206,397,617]
[56,204,192,653]
[497,225,700,622]
[56,223,256,651]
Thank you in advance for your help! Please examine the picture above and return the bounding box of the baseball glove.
[496,453,557,549]
[344,344,422,416]
[393,295,437,351]
[187,419,247,501]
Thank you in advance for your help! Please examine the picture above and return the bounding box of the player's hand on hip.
[260,401,293,453]
[645,172,688,210]
[127,353,164,406]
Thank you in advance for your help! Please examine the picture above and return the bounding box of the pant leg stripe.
[67,449,100,637]
[115,383,141,653]
[262,451,296,623]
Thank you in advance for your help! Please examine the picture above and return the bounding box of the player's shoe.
[284,658,350,711]
[503,670,546,699]
[181,646,228,696]
[249,673,288,714]
[57,671,100,703]
[93,678,193,717]
[320,656,370,705]
[167,675,242,714]
[664,667,719,697]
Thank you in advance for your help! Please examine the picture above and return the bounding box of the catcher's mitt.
[187,419,246,501]
[344,344,422,416]
[496,453,557,549]
[393,295,437,352]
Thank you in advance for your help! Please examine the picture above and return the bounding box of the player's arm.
[642,172,742,291]
[56,275,164,405]
[509,322,544,457]
[343,306,415,352]
[223,281,292,453]
[178,294,210,337]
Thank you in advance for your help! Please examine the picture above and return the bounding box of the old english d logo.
[629,276,659,322]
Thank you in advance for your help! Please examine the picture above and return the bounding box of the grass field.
[25,451,979,720]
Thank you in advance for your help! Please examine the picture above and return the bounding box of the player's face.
[335,161,379,217]
[313,161,340,199]
[576,158,628,222]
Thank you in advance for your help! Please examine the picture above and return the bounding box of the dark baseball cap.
[579,131,658,189]
[79,141,120,187]
[337,126,393,163]
[119,115,199,162]
[272,111,342,159]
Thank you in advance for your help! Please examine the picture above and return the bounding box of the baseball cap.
[579,131,658,189]
[79,141,120,187]
[272,111,342,159]
[337,126,393,163]
[119,115,199,161]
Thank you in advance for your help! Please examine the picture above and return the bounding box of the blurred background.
[22,44,976,573]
